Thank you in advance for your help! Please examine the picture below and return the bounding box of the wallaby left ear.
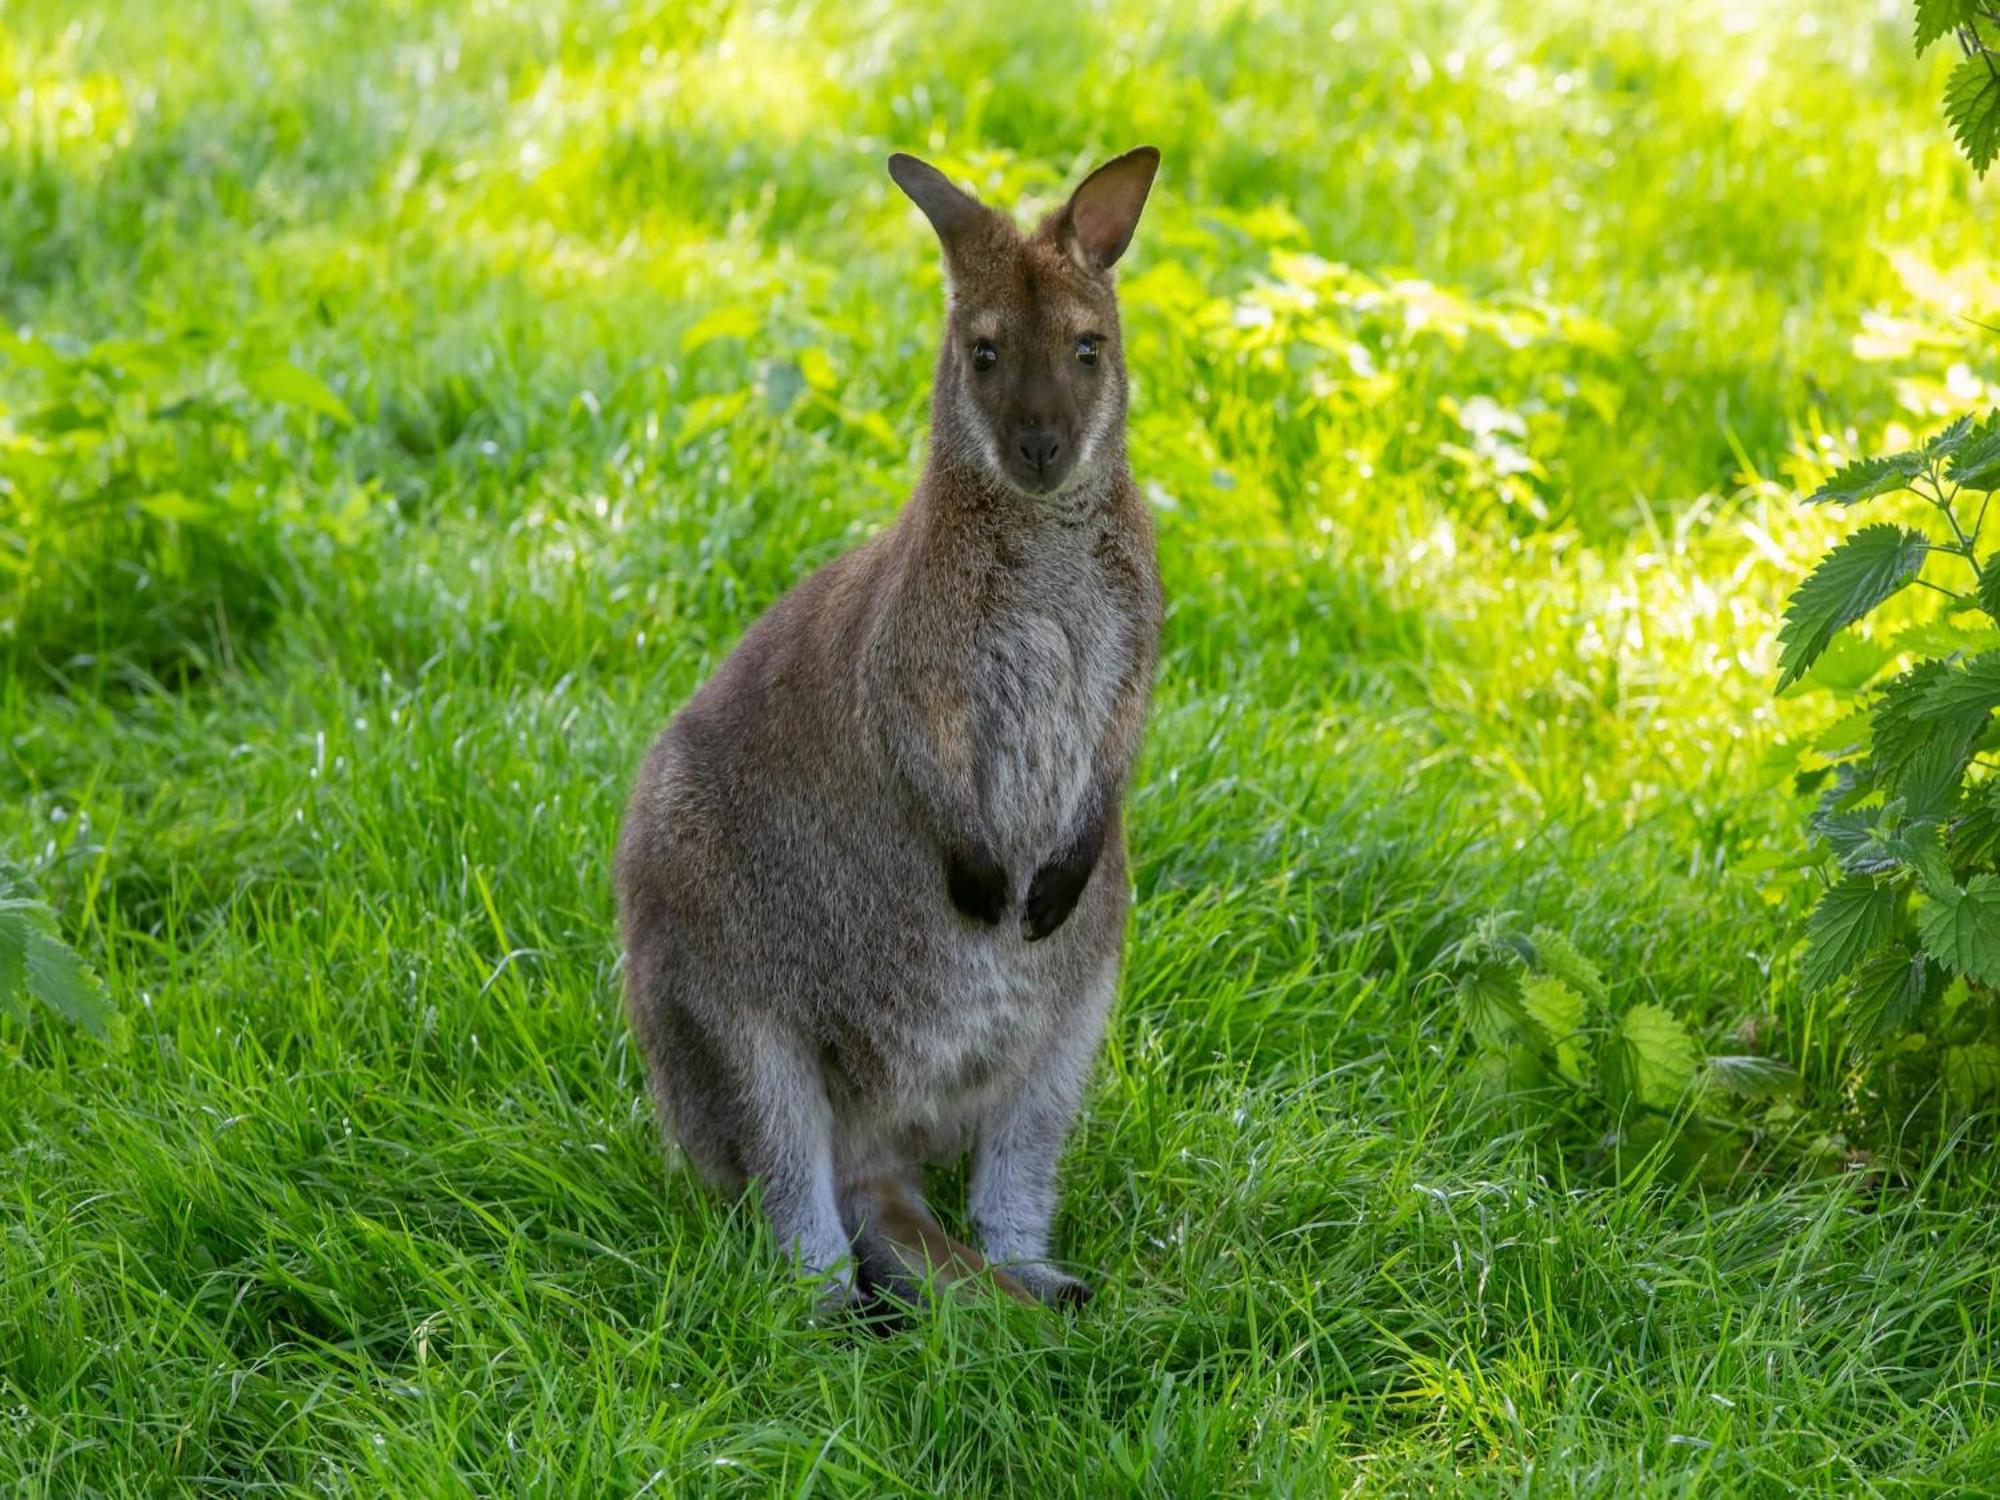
[1057,146,1160,273]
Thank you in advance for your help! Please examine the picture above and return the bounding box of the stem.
[1914,577,1970,602]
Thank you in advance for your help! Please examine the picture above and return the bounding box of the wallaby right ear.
[888,153,984,248]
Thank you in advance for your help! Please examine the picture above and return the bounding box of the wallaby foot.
[1004,1261,1094,1309]
[846,1177,1037,1309]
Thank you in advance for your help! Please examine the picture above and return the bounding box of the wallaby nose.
[1017,428,1063,475]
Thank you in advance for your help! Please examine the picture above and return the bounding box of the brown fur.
[615,148,1164,1311]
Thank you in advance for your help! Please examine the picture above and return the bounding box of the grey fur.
[614,148,1163,1308]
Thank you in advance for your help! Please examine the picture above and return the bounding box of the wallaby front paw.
[947,845,1009,924]
[1022,855,1093,941]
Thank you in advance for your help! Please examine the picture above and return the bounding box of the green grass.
[6,0,2000,1491]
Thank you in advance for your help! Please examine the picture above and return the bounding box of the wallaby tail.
[851,1177,1036,1307]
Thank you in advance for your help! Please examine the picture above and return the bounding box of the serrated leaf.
[1914,874,2000,987]
[1951,785,2000,868]
[1456,965,1531,1048]
[1776,525,1929,691]
[1472,1041,1553,1099]
[1943,1041,2000,1100]
[1806,450,1924,506]
[242,359,354,425]
[1527,926,1606,1004]
[23,925,117,1039]
[1927,413,1977,459]
[1917,0,1979,53]
[1891,819,1958,897]
[0,887,117,1042]
[1703,1054,1800,1098]
[1605,1002,1699,1110]
[1803,877,1903,992]
[1812,807,1904,876]
[1945,53,2000,175]
[1949,412,2000,490]
[1521,974,1589,1082]
[1920,650,2000,719]
[1874,660,1986,816]
[1980,555,2000,621]
[1848,946,1938,1044]
[0,902,28,1017]
[1812,708,1873,758]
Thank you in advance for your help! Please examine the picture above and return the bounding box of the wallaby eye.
[1075,334,1101,366]
[971,339,999,372]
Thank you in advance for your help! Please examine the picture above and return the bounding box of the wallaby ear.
[1057,146,1160,273]
[888,153,984,247]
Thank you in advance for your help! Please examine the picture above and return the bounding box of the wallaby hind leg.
[843,1176,1035,1308]
[734,1024,853,1303]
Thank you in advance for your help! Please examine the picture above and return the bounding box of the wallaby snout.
[1015,424,1065,486]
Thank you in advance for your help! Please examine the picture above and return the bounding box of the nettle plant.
[1779,416,2000,1112]
[1448,915,1791,1174]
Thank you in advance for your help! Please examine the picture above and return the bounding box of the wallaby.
[614,147,1163,1311]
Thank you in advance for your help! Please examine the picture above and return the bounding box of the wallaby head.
[888,147,1159,499]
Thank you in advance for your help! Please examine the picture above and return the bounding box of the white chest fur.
[970,550,1128,867]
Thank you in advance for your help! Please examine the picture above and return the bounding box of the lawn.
[5,0,2000,1492]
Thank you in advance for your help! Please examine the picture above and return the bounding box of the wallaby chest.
[964,534,1132,866]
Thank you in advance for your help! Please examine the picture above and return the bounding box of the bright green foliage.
[1806,450,1926,505]
[1448,919,1740,1145]
[1916,875,2000,986]
[1775,420,2000,1110]
[1774,524,1928,689]
[0,865,117,1041]
[1918,3,2000,173]
[1944,55,2000,173]
[1915,0,1979,53]
[1603,1002,1701,1111]
[7,0,2000,1491]
[1803,877,1905,991]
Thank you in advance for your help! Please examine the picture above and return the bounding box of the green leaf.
[0,890,118,1041]
[23,923,117,1039]
[1948,412,2000,490]
[1472,1041,1553,1099]
[1527,926,1606,1004]
[1776,525,1928,691]
[1803,877,1902,992]
[1874,660,1987,816]
[1917,0,1980,53]
[1456,965,1530,1048]
[1927,413,1977,459]
[1979,555,2000,622]
[1920,650,2000,718]
[0,906,26,1020]
[1805,451,1924,506]
[1604,1002,1699,1111]
[1702,1054,1800,1098]
[1945,53,2000,175]
[242,359,355,425]
[1914,874,2000,987]
[1942,1041,2000,1101]
[1891,820,1958,898]
[1812,807,1903,876]
[674,389,752,446]
[1520,974,1589,1082]
[680,304,761,353]
[1951,783,2000,868]
[1848,946,1938,1044]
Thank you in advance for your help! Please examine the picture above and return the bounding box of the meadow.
[5,0,2000,1491]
